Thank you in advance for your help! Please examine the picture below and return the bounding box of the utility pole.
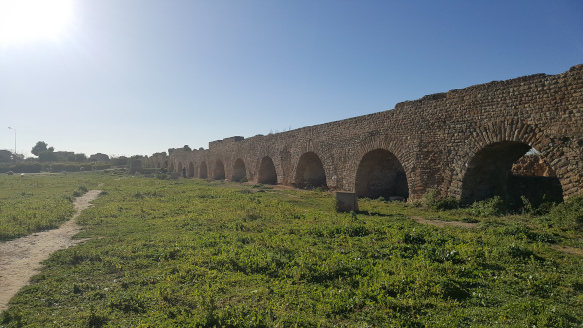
[8,127,16,160]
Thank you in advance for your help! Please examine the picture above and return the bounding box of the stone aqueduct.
[147,65,583,204]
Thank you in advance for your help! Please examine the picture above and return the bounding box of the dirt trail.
[410,216,478,228]
[0,190,101,313]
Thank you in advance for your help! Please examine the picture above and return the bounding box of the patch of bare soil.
[411,216,478,228]
[0,190,101,313]
[551,245,583,256]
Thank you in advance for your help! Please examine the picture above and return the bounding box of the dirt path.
[0,190,101,313]
[410,216,478,228]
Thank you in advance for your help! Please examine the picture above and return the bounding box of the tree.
[31,141,49,156]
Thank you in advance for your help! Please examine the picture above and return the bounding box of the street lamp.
[8,127,16,159]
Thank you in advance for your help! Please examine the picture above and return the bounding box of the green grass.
[0,172,113,241]
[1,174,582,327]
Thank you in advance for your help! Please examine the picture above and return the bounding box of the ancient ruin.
[147,65,583,203]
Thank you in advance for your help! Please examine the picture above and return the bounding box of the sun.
[0,0,73,45]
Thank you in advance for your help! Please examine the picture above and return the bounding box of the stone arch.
[199,161,208,179]
[289,139,339,190]
[232,158,247,182]
[355,148,409,199]
[460,141,563,206]
[451,120,571,203]
[294,151,327,189]
[188,162,195,177]
[258,156,277,185]
[214,159,225,180]
[169,162,175,172]
[177,162,184,175]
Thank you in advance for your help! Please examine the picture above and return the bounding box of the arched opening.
[258,156,277,185]
[169,162,175,172]
[294,152,327,189]
[355,149,409,199]
[232,158,247,182]
[177,162,183,175]
[199,162,208,179]
[188,162,195,177]
[461,141,563,207]
[214,159,225,180]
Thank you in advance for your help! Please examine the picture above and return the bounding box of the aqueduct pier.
[152,64,583,204]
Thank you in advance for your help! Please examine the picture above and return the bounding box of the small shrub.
[79,185,88,193]
[410,200,422,208]
[422,189,459,210]
[543,195,583,228]
[155,173,168,180]
[461,217,479,223]
[433,197,460,210]
[423,189,438,207]
[470,196,507,217]
[73,190,82,197]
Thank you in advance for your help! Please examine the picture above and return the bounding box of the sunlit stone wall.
[161,64,583,201]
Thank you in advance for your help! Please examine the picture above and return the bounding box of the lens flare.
[0,0,73,45]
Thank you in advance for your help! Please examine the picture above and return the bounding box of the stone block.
[336,192,358,212]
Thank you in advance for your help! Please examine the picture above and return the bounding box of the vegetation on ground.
[0,173,110,241]
[1,173,582,327]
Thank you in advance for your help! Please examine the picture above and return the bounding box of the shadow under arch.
[199,161,208,179]
[177,162,183,174]
[461,141,564,207]
[258,156,277,185]
[355,149,409,199]
[294,151,327,189]
[188,162,195,177]
[232,158,247,182]
[214,160,225,180]
[169,162,175,173]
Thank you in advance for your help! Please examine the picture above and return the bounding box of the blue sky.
[1,0,582,158]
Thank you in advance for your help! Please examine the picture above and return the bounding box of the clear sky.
[1,0,582,158]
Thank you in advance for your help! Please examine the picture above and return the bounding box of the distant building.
[89,153,110,162]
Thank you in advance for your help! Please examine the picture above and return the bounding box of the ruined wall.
[512,155,557,177]
[163,64,583,201]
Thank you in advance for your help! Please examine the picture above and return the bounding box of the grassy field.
[0,172,117,241]
[1,173,582,327]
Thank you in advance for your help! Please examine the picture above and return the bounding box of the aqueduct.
[151,65,583,204]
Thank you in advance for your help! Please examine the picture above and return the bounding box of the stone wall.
[158,64,583,202]
[512,155,556,177]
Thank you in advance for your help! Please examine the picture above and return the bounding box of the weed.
[422,189,459,210]
[469,196,507,216]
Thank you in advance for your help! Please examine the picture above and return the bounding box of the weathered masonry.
[153,65,583,204]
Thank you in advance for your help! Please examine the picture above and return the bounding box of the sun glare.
[0,0,73,45]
